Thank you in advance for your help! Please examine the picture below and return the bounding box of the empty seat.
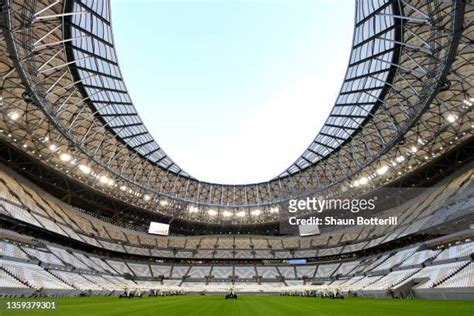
[0,259,71,290]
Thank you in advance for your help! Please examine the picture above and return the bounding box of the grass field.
[0,296,472,316]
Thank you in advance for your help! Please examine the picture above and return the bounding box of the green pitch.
[1,295,472,316]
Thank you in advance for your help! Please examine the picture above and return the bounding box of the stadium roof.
[68,0,189,177]
[0,0,472,225]
[67,0,397,180]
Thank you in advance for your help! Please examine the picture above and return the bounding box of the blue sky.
[112,0,354,184]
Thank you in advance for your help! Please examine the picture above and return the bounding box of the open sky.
[111,0,354,184]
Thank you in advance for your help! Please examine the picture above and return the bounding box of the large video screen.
[148,222,170,236]
[298,224,320,237]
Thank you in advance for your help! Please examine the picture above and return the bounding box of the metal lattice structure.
[66,0,188,177]
[0,0,472,225]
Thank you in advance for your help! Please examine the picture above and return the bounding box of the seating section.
[340,275,364,288]
[32,216,65,236]
[254,250,272,259]
[180,282,207,290]
[434,242,474,262]
[326,279,348,290]
[106,260,133,275]
[99,240,125,253]
[150,249,173,257]
[234,238,251,249]
[168,237,185,248]
[234,250,253,259]
[364,269,419,290]
[0,237,472,294]
[187,266,211,278]
[437,263,474,288]
[335,261,360,276]
[101,275,137,289]
[172,266,189,278]
[125,246,150,256]
[352,276,387,291]
[88,256,116,274]
[0,269,28,289]
[0,201,42,228]
[0,241,28,260]
[212,266,233,279]
[150,265,171,278]
[0,165,472,295]
[275,251,291,259]
[46,246,90,271]
[200,238,216,248]
[49,270,103,291]
[268,240,283,249]
[81,274,122,291]
[217,238,233,249]
[360,254,390,272]
[408,261,469,289]
[0,163,472,263]
[162,280,181,287]
[318,247,343,256]
[278,266,296,279]
[315,263,340,278]
[286,280,305,287]
[294,250,317,258]
[195,250,213,258]
[235,266,255,279]
[214,250,233,259]
[71,253,103,272]
[256,266,279,279]
[127,263,152,277]
[372,248,418,271]
[134,280,163,289]
[400,249,441,267]
[296,265,316,278]
[0,260,71,290]
[21,247,63,266]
